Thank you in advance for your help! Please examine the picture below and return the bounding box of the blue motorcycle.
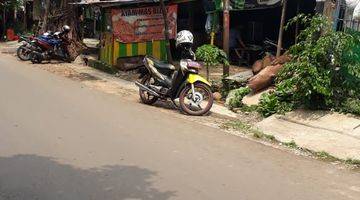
[30,25,72,64]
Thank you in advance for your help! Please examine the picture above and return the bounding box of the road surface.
[0,54,360,200]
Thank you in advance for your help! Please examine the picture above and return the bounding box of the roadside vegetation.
[227,15,360,117]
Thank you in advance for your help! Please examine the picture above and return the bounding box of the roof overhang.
[72,0,164,6]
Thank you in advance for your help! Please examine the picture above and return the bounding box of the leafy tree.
[0,0,23,39]
[195,44,229,81]
[258,14,360,117]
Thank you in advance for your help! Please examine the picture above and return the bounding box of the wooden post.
[159,0,173,64]
[276,0,287,57]
[222,0,230,76]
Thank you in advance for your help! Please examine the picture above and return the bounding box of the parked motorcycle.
[30,25,72,64]
[17,31,56,61]
[135,30,214,116]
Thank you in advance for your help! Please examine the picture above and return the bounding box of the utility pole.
[159,0,173,64]
[222,0,230,76]
[276,0,287,57]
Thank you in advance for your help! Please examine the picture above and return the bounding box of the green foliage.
[195,44,229,67]
[0,0,23,9]
[226,87,251,109]
[341,98,360,115]
[258,14,360,117]
[220,78,244,99]
[257,92,294,117]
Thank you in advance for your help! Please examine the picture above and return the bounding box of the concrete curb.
[256,110,360,161]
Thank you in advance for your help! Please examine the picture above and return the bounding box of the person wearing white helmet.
[176,30,196,60]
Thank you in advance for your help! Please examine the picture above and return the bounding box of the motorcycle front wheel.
[179,82,213,116]
[139,75,158,105]
[17,44,31,61]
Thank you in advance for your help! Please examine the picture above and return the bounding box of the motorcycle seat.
[148,56,175,71]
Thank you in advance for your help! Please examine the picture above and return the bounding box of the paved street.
[0,55,360,200]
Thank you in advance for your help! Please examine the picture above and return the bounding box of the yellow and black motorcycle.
[135,30,213,115]
[135,56,213,116]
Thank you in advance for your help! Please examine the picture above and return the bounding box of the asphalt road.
[0,55,360,200]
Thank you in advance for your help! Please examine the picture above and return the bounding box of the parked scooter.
[135,30,214,116]
[30,25,72,64]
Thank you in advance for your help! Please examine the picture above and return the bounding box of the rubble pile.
[247,53,291,92]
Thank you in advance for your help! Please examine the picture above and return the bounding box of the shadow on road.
[0,154,176,200]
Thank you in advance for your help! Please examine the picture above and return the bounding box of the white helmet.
[176,30,193,47]
[62,25,71,33]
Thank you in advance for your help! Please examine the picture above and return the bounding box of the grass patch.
[239,105,259,113]
[315,151,338,162]
[282,140,298,149]
[222,121,276,142]
[345,158,360,165]
[222,121,252,134]
[253,130,276,141]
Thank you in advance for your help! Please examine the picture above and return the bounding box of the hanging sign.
[112,5,178,43]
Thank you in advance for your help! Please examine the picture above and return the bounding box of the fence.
[337,18,360,32]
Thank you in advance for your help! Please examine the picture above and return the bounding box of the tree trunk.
[41,0,51,33]
[40,0,85,60]
[206,65,210,81]
[2,7,6,40]
[276,0,287,57]
[159,0,173,64]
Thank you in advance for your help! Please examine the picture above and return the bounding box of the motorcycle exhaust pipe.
[30,51,43,57]
[135,82,160,97]
[29,51,45,61]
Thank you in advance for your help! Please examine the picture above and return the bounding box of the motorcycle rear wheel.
[17,45,31,61]
[139,75,158,105]
[30,53,43,64]
[179,82,213,116]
